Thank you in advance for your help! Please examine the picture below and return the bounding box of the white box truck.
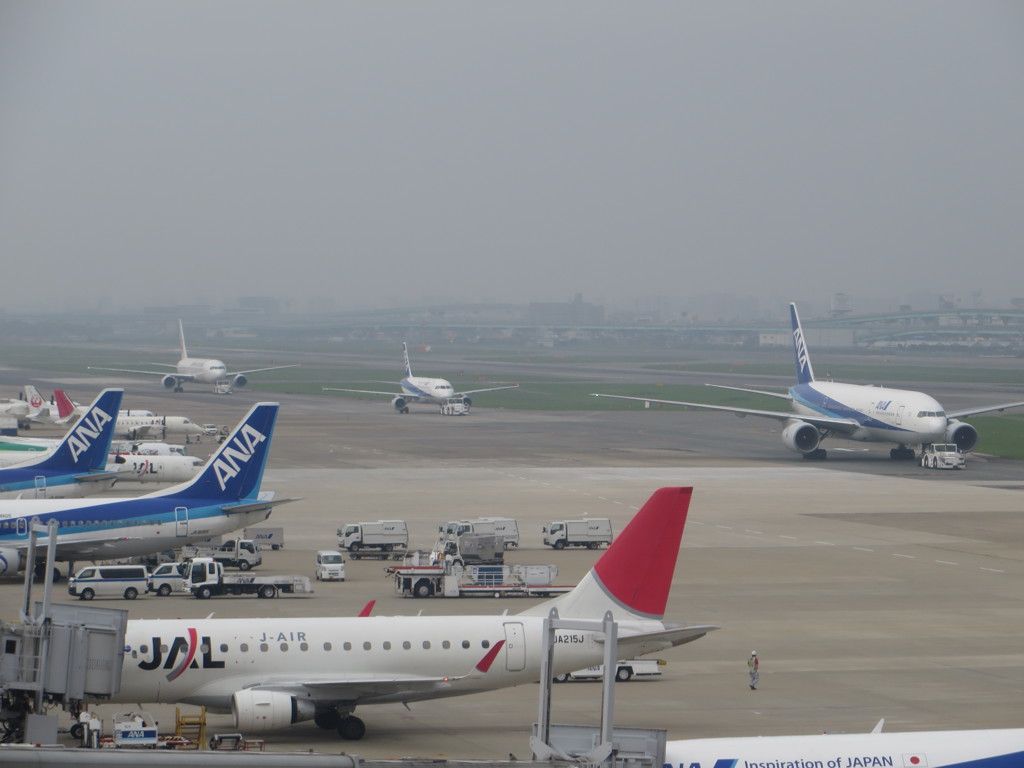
[337,520,409,559]
[543,518,613,550]
[243,526,285,550]
[439,517,520,549]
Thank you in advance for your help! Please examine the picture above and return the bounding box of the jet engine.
[945,420,978,453]
[0,547,22,575]
[781,421,821,454]
[162,375,178,390]
[391,396,408,413]
[232,689,316,732]
[232,374,249,388]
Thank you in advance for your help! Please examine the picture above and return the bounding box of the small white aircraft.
[323,342,518,413]
[110,487,713,741]
[665,720,1024,768]
[88,319,297,393]
[594,303,1024,460]
[0,385,55,428]
[51,390,205,441]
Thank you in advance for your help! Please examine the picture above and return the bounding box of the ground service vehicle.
[68,565,149,600]
[920,442,966,469]
[180,538,262,569]
[439,517,519,549]
[555,658,666,682]
[337,520,408,558]
[185,558,313,599]
[543,518,613,549]
[147,561,188,595]
[434,532,504,566]
[388,555,568,598]
[244,526,285,550]
[315,550,346,581]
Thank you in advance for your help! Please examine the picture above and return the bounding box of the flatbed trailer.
[185,558,313,599]
[387,562,572,598]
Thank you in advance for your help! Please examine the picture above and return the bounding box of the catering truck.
[542,518,613,550]
[336,520,408,559]
[433,532,504,566]
[388,555,568,599]
[184,558,313,599]
[180,538,262,570]
[438,517,520,549]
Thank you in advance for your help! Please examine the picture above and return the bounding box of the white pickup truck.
[554,658,665,683]
[920,443,966,469]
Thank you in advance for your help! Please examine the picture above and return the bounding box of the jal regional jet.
[108,487,713,741]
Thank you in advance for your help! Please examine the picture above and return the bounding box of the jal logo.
[30,395,43,408]
[68,408,113,462]
[793,326,811,375]
[212,424,266,491]
[137,627,225,681]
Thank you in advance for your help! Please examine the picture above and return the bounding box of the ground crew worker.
[748,651,759,690]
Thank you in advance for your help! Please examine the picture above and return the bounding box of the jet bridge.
[0,519,127,745]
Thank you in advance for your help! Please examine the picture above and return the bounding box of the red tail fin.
[54,390,76,419]
[592,487,691,618]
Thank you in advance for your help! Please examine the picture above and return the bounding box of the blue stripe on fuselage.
[0,496,239,544]
[401,378,432,399]
[790,384,914,434]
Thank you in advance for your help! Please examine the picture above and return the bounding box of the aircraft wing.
[227,365,299,377]
[454,384,519,397]
[223,497,300,515]
[705,383,793,401]
[73,471,123,483]
[946,401,1024,419]
[591,394,862,434]
[607,624,718,657]
[244,640,507,705]
[322,386,410,399]
[87,366,197,382]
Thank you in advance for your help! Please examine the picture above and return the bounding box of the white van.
[147,562,188,596]
[315,550,346,581]
[68,565,150,600]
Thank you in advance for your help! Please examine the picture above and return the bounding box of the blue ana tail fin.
[402,342,413,378]
[34,389,123,471]
[174,403,279,501]
[789,303,816,385]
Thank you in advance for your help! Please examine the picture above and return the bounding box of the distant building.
[528,294,604,325]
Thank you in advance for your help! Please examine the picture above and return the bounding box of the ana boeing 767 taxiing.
[89,319,297,393]
[109,487,713,741]
[323,342,517,414]
[594,303,1024,461]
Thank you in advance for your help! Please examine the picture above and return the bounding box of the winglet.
[475,640,506,673]
[790,303,816,385]
[358,600,375,617]
[178,319,189,359]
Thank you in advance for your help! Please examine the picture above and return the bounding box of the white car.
[554,658,665,682]
[315,550,346,581]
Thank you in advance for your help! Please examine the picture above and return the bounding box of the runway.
[2,368,1023,759]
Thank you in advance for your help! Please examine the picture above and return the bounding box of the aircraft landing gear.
[314,709,342,730]
[337,715,366,740]
[890,445,916,460]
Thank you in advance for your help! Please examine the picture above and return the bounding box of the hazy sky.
[2,2,1023,317]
